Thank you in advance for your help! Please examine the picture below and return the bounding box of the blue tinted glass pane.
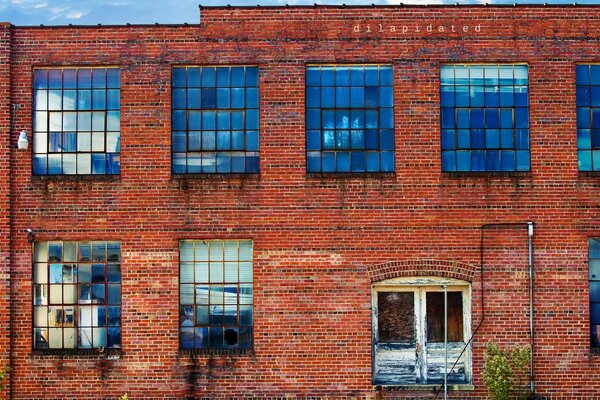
[440,86,455,107]
[78,69,91,88]
[336,131,350,149]
[188,111,201,130]
[336,110,349,129]
[457,109,470,129]
[33,155,47,174]
[485,87,499,107]
[335,67,349,86]
[516,150,530,171]
[499,65,513,85]
[306,109,320,130]
[202,67,215,87]
[366,111,378,129]
[577,108,591,129]
[365,152,379,172]
[441,130,455,150]
[321,67,334,86]
[92,90,106,110]
[201,152,216,173]
[246,154,259,172]
[500,86,514,107]
[472,151,485,172]
[107,90,120,110]
[515,86,528,107]
[380,151,394,172]
[593,129,600,148]
[217,153,231,173]
[336,152,350,172]
[189,153,203,173]
[217,131,230,150]
[350,152,365,172]
[246,109,259,130]
[231,88,244,108]
[231,131,244,150]
[202,131,216,151]
[201,88,216,108]
[515,108,528,129]
[594,150,600,171]
[321,87,334,108]
[513,65,528,85]
[350,110,364,129]
[350,87,364,107]
[306,87,320,107]
[202,112,216,130]
[594,109,600,128]
[365,87,379,108]
[63,132,76,152]
[514,129,528,150]
[441,150,456,172]
[501,130,514,148]
[441,108,455,129]
[457,130,470,149]
[578,129,591,150]
[380,87,393,107]
[216,68,230,87]
[576,65,589,85]
[322,152,335,172]
[246,131,259,151]
[188,132,201,151]
[485,109,499,129]
[379,66,393,86]
[592,88,600,107]
[456,151,470,171]
[380,130,394,151]
[230,67,244,87]
[455,86,469,107]
[470,66,484,85]
[472,129,484,149]
[590,238,600,258]
[365,66,379,86]
[591,282,600,303]
[471,109,484,129]
[440,66,454,85]
[455,66,469,86]
[307,130,321,150]
[323,130,334,150]
[322,111,334,129]
[486,129,500,149]
[173,68,186,87]
[34,70,48,89]
[172,153,186,173]
[231,153,245,173]
[217,112,230,130]
[577,86,591,107]
[92,69,106,88]
[591,66,600,85]
[380,108,393,129]
[486,150,500,171]
[217,88,230,108]
[470,86,484,107]
[106,68,119,88]
[92,154,106,174]
[245,67,259,87]
[307,151,321,172]
[501,150,515,171]
[500,109,513,128]
[108,154,120,174]
[187,68,201,87]
[591,304,600,325]
[306,68,320,86]
[231,111,243,130]
[364,129,379,150]
[350,67,364,86]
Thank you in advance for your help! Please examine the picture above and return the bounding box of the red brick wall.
[4,6,600,399]
[0,22,11,400]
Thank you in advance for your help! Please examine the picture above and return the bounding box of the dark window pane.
[426,292,464,342]
[377,292,414,343]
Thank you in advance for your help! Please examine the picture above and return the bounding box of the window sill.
[375,384,475,391]
[578,171,600,177]
[172,173,260,181]
[441,171,531,178]
[306,172,395,179]
[179,348,253,356]
[30,348,122,359]
[32,174,120,182]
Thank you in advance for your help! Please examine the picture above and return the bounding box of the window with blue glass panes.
[33,68,121,175]
[306,65,394,173]
[440,64,530,172]
[576,65,600,171]
[171,66,259,174]
[588,238,600,348]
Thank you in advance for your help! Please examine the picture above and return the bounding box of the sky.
[0,0,599,25]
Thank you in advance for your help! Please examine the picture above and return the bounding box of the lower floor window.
[33,241,121,350]
[372,277,471,385]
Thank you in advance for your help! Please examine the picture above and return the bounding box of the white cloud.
[33,2,47,8]
[66,10,86,19]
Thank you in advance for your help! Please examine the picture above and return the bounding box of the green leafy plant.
[482,342,531,400]
[0,367,10,392]
[119,394,128,400]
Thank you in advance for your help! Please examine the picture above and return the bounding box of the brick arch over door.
[367,259,477,283]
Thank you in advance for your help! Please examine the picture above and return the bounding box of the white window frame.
[372,276,472,386]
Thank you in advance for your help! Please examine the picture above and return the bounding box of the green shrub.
[482,342,531,400]
[0,367,10,392]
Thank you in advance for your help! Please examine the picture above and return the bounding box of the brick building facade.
[0,4,599,399]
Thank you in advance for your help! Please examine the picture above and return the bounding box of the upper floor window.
[576,65,600,171]
[33,68,120,175]
[440,64,530,172]
[306,65,394,173]
[179,240,253,350]
[33,241,121,350]
[172,66,260,174]
[589,238,600,348]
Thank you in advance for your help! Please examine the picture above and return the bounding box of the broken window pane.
[426,292,464,342]
[377,292,414,343]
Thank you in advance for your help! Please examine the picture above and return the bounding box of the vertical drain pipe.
[528,222,535,396]
[444,284,448,400]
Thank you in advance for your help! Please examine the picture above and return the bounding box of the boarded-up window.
[426,292,464,342]
[377,292,414,342]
